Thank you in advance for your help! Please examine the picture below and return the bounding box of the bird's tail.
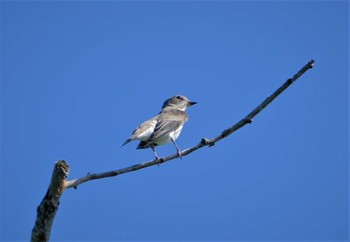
[137,141,149,149]
[121,138,132,147]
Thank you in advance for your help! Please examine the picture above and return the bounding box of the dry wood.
[31,160,69,242]
[31,59,315,241]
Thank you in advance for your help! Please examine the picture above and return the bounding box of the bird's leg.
[171,138,182,159]
[150,144,160,160]
[150,145,165,166]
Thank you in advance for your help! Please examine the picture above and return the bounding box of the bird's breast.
[171,124,184,141]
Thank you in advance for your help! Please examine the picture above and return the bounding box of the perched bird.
[122,95,197,159]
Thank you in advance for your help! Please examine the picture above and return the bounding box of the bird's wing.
[122,116,157,146]
[147,110,188,143]
[131,117,157,138]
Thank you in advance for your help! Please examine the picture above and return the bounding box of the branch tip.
[309,59,315,68]
[55,160,69,173]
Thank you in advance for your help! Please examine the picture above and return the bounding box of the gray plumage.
[122,95,197,159]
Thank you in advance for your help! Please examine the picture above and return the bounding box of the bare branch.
[31,160,69,242]
[64,59,315,189]
[31,60,314,241]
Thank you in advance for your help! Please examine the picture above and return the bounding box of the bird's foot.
[157,157,165,166]
[177,151,183,160]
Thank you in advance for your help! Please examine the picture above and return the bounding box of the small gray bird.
[122,95,197,159]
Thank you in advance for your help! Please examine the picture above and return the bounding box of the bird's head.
[161,95,197,111]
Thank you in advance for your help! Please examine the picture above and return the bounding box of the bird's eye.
[176,96,183,100]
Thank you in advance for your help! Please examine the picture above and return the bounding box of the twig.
[64,59,315,189]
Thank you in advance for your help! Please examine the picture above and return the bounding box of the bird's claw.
[177,151,183,159]
[157,157,165,166]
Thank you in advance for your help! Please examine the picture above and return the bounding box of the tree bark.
[31,160,69,242]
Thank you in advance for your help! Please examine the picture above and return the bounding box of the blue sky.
[1,1,349,241]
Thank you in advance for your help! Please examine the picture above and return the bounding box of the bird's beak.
[188,101,197,106]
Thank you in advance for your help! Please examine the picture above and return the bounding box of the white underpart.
[154,124,184,146]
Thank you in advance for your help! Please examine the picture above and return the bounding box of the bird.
[122,95,197,159]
